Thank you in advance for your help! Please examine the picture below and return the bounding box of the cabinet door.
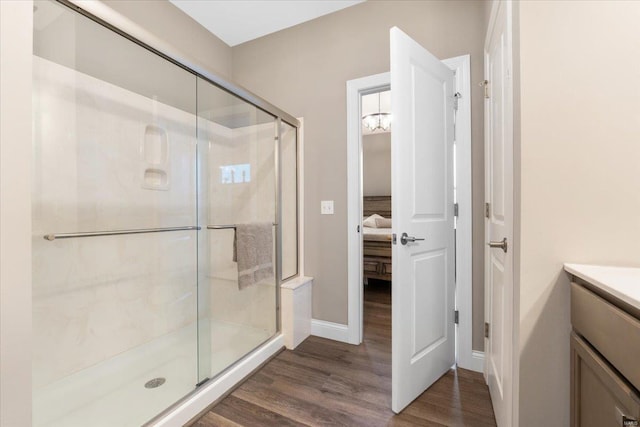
[571,332,640,427]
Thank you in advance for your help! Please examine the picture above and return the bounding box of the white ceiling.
[169,0,365,47]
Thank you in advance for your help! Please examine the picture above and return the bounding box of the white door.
[390,27,456,413]
[484,1,514,426]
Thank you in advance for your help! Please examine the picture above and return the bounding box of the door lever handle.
[400,232,425,245]
[488,237,508,253]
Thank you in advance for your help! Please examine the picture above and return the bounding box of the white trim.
[151,335,284,426]
[470,351,486,373]
[346,72,391,345]
[345,57,475,369]
[441,55,478,373]
[310,319,350,343]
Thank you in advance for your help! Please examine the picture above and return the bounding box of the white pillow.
[363,214,383,228]
[375,217,392,228]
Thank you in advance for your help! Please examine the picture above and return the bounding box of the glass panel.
[32,1,198,425]
[281,121,299,280]
[197,77,277,379]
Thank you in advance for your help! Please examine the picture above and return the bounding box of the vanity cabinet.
[568,264,640,427]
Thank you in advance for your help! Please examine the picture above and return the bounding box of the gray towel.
[233,222,273,290]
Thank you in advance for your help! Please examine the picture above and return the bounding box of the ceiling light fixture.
[362,92,391,132]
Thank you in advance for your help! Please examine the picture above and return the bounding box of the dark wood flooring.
[193,280,496,426]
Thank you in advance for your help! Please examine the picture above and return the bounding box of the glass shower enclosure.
[31,1,298,425]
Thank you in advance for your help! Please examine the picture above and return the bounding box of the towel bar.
[207,223,277,230]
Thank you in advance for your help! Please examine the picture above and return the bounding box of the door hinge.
[454,203,459,218]
[454,310,459,325]
[357,225,360,233]
[484,322,490,339]
[485,202,490,219]
[392,233,397,245]
[453,92,461,111]
[480,80,489,99]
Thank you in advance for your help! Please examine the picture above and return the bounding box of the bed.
[362,196,392,282]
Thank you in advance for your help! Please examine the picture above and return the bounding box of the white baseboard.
[151,334,284,427]
[311,319,350,343]
[469,350,485,373]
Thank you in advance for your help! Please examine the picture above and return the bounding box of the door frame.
[345,55,480,372]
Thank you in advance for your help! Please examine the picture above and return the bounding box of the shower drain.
[144,377,166,389]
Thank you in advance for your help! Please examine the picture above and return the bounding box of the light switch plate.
[321,200,334,215]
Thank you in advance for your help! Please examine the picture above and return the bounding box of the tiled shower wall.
[32,56,282,389]
[32,56,198,388]
[203,120,277,332]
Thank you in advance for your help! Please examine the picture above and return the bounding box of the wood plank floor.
[193,280,496,426]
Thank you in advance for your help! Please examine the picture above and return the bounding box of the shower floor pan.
[33,320,272,427]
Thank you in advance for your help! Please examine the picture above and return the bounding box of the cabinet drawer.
[363,260,380,273]
[381,261,392,276]
[571,282,640,392]
[571,332,640,427]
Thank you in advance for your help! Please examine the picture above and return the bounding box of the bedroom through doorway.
[361,89,393,344]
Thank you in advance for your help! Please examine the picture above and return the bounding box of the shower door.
[32,1,298,424]
[32,1,199,425]
[197,77,279,380]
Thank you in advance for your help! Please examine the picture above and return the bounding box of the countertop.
[564,263,640,312]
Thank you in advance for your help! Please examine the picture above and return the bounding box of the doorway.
[345,55,478,371]
[360,89,393,344]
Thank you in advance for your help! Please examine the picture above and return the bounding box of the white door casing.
[484,1,514,426]
[390,27,456,413]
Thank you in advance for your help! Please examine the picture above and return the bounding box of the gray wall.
[102,0,232,80]
[232,0,487,350]
[34,0,199,115]
[363,133,391,197]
